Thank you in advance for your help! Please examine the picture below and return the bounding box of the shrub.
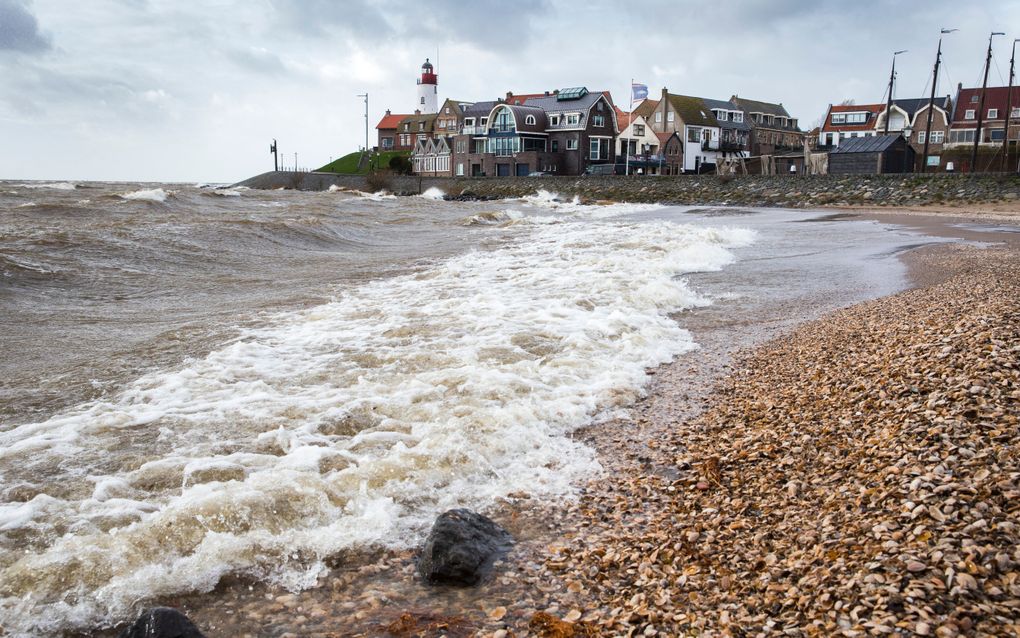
[388,155,413,175]
[365,170,394,192]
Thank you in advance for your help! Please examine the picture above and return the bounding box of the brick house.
[376,110,411,151]
[435,98,473,137]
[615,107,664,174]
[884,97,953,169]
[655,131,684,175]
[703,98,752,159]
[729,96,803,156]
[946,85,1020,148]
[396,111,438,151]
[447,87,618,177]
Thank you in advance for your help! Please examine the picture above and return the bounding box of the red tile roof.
[820,103,885,133]
[376,113,410,130]
[950,86,1020,128]
[615,106,632,129]
[506,92,547,105]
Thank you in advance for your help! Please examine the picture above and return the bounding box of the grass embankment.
[316,151,409,174]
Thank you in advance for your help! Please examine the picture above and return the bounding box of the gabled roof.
[820,103,884,133]
[439,99,474,115]
[830,134,904,154]
[665,94,719,127]
[655,130,682,145]
[615,106,632,129]
[463,100,499,117]
[891,96,951,118]
[951,86,1020,126]
[632,99,658,119]
[377,112,411,130]
[523,90,614,130]
[398,112,438,133]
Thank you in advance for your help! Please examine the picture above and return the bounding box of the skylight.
[557,87,589,101]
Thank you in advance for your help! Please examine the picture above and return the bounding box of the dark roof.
[665,94,718,127]
[730,96,791,118]
[505,104,547,132]
[702,97,751,132]
[463,100,499,117]
[523,91,613,130]
[632,99,658,118]
[830,134,904,154]
[892,97,951,118]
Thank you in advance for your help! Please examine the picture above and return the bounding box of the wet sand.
[90,210,1020,638]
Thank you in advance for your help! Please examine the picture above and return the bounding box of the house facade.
[655,131,684,175]
[946,85,1020,148]
[396,111,438,150]
[648,89,722,173]
[615,108,664,174]
[730,96,803,156]
[411,137,451,176]
[376,110,412,151]
[888,97,953,168]
[703,98,751,158]
[818,103,884,148]
[446,87,618,177]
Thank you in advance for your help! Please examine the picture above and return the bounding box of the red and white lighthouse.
[416,58,438,114]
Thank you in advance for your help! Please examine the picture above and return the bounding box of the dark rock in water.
[118,607,205,638]
[418,508,513,586]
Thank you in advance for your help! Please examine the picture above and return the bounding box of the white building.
[416,58,438,114]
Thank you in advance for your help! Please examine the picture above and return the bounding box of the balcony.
[621,154,665,164]
[461,126,486,136]
[701,140,720,151]
[720,141,747,152]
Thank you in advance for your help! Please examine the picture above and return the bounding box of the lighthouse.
[416,58,438,114]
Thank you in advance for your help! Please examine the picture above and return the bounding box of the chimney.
[553,89,559,95]
[385,109,391,115]
[545,91,550,96]
[506,91,513,100]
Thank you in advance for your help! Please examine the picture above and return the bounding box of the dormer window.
[550,115,561,126]
[465,117,475,126]
[481,117,488,126]
[525,114,537,125]
[988,108,998,119]
[566,113,580,126]
[732,112,743,123]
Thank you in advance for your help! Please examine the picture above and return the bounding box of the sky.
[2,0,1019,183]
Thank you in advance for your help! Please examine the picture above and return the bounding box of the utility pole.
[884,50,907,136]
[357,93,369,153]
[270,139,278,171]
[922,30,955,173]
[294,152,298,172]
[1002,39,1019,172]
[972,32,1004,173]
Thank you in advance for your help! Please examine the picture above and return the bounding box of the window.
[845,112,867,124]
[667,111,675,123]
[525,114,537,125]
[716,110,728,121]
[732,112,743,123]
[421,96,425,104]
[566,138,578,150]
[1013,107,1020,118]
[550,115,561,126]
[988,109,998,119]
[916,131,926,144]
[831,113,846,124]
[655,112,662,123]
[633,124,645,136]
[965,109,976,120]
[687,127,700,143]
[589,138,608,160]
[551,140,559,152]
[970,94,979,103]
[990,128,1006,141]
[931,130,944,143]
[597,101,604,111]
[445,107,451,114]
[566,113,580,126]
[465,117,475,126]
[480,117,488,126]
[593,115,605,127]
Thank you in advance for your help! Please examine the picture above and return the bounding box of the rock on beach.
[418,509,513,587]
[118,607,205,638]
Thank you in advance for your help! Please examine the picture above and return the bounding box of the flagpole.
[626,78,632,176]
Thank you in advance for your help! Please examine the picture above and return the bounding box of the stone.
[417,509,513,586]
[118,607,204,638]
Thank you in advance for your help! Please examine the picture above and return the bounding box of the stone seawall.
[235,171,1020,208]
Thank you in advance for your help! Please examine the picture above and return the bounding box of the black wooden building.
[828,134,915,175]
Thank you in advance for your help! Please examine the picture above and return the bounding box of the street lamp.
[922,29,956,173]
[884,50,907,136]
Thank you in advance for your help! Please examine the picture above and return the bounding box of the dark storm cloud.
[0,0,51,52]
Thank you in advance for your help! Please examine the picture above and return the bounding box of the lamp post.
[922,29,956,173]
[972,32,1005,172]
[884,50,907,136]
[270,139,278,172]
[1002,39,1019,172]
[357,93,369,153]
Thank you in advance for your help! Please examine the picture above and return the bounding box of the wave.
[419,187,446,201]
[13,182,77,191]
[120,188,173,203]
[0,213,756,634]
[461,210,520,226]
[517,189,663,219]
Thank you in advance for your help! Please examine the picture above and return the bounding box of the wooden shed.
[828,134,915,175]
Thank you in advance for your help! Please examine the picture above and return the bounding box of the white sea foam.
[16,202,37,208]
[120,188,172,203]
[420,187,446,200]
[14,182,77,191]
[517,189,664,219]
[211,188,243,197]
[357,190,397,201]
[0,212,754,634]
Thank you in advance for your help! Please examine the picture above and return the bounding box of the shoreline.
[85,210,1020,637]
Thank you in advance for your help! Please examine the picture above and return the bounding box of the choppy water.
[0,182,936,636]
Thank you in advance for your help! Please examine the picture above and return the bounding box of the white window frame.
[988,109,998,119]
[667,111,675,123]
[550,115,561,126]
[831,113,846,124]
[566,113,580,126]
[732,112,743,123]
[655,112,662,123]
[965,109,976,120]
[916,130,926,144]
[525,114,536,125]
[930,130,944,144]
[593,115,605,127]
[566,138,578,150]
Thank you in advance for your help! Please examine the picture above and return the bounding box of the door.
[497,163,511,177]
[516,163,530,176]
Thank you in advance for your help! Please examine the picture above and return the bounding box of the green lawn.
[316,150,410,174]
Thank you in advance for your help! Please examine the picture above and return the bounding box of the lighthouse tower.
[416,58,438,114]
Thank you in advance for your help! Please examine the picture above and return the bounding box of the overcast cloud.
[1,0,1018,182]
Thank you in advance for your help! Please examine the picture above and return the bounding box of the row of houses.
[817,84,1020,171]
[372,59,1018,177]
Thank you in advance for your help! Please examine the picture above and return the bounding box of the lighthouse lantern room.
[416,58,438,114]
